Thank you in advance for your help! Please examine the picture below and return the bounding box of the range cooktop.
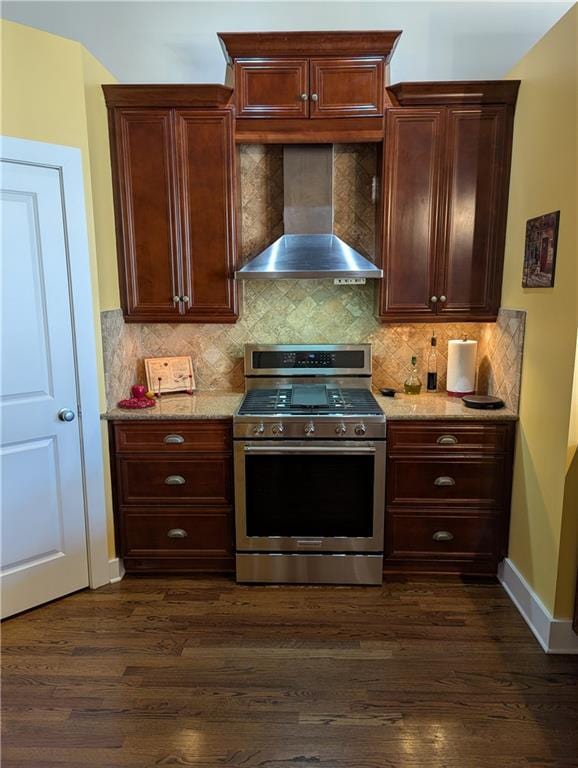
[237,386,383,417]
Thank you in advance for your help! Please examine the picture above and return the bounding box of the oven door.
[234,440,385,553]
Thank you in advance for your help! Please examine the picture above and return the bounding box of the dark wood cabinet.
[384,419,516,575]
[109,109,181,320]
[220,32,399,141]
[235,59,309,118]
[378,82,519,323]
[234,55,386,120]
[234,56,385,120]
[310,58,385,118]
[104,86,238,323]
[109,419,235,573]
[380,109,444,319]
[437,106,510,318]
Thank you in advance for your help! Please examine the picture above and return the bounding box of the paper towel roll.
[447,339,477,396]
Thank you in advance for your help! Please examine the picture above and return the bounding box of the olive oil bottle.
[404,355,422,395]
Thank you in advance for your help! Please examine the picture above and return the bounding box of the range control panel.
[249,347,368,372]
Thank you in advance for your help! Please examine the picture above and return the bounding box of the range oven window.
[244,454,374,537]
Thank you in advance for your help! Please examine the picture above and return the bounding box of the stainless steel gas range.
[233,344,386,585]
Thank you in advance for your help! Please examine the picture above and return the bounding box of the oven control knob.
[304,421,315,435]
[271,423,284,435]
[335,423,347,435]
[251,422,265,435]
[354,423,367,436]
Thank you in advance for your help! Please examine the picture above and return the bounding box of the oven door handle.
[243,446,376,455]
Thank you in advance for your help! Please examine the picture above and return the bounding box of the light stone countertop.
[376,391,517,421]
[103,389,517,421]
[103,391,243,420]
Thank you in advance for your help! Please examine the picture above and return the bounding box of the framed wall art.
[522,210,560,288]
[144,356,195,395]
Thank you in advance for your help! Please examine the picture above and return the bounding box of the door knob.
[58,409,76,422]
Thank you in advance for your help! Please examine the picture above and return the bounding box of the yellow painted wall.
[1,20,118,556]
[502,5,578,617]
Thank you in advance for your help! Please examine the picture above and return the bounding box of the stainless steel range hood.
[235,145,382,280]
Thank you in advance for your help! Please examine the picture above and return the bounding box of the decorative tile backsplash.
[101,141,525,413]
[478,308,526,413]
[102,294,525,412]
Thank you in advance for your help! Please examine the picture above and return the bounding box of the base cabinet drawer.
[386,511,499,561]
[387,421,511,454]
[122,509,233,557]
[113,421,231,454]
[117,457,231,506]
[387,456,507,508]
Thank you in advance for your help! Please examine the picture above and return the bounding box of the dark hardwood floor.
[2,576,578,767]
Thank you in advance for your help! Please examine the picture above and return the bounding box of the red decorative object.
[131,384,147,399]
[117,397,156,410]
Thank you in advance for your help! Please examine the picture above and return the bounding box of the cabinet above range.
[218,31,401,143]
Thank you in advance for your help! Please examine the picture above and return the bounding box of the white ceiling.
[2,1,572,84]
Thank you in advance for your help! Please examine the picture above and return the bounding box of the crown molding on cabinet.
[218,30,402,62]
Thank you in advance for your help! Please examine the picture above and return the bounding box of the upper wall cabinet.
[219,31,401,143]
[378,81,520,323]
[103,85,238,323]
[234,56,385,119]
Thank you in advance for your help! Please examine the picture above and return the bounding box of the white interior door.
[1,158,89,618]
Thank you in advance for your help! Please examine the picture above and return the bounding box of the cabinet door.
[175,110,238,322]
[112,110,182,320]
[378,109,444,320]
[437,106,509,318]
[235,59,309,118]
[310,58,384,118]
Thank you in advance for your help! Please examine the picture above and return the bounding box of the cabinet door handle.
[439,295,447,302]
[434,476,455,487]
[167,528,188,539]
[433,530,454,542]
[173,295,181,303]
[437,435,458,445]
[164,475,186,486]
[181,296,189,304]
[310,93,319,102]
[300,93,309,101]
[430,295,438,303]
[163,434,185,444]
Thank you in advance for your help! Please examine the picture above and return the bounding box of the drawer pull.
[437,435,458,445]
[167,528,188,539]
[164,434,185,444]
[434,476,455,487]
[432,530,454,543]
[164,475,186,486]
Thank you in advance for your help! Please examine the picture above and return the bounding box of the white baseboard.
[498,558,578,654]
[108,558,125,583]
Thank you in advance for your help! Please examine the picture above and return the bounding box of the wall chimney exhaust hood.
[235,145,382,280]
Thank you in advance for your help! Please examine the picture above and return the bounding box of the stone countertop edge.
[102,390,518,421]
[378,392,518,420]
[102,392,243,421]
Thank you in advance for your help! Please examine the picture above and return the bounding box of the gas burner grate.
[238,387,383,416]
